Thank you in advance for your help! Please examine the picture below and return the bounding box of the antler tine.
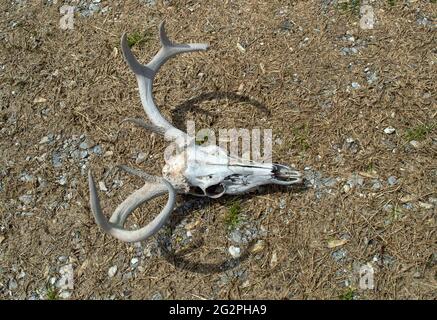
[121,21,209,141]
[88,170,176,243]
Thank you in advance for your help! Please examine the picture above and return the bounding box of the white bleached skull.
[88,22,302,243]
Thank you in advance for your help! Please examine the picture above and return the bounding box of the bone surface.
[88,21,302,243]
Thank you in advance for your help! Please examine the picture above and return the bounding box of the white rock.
[108,265,118,278]
[59,291,71,299]
[131,257,139,266]
[135,152,147,164]
[384,127,396,134]
[57,264,74,290]
[228,246,241,258]
[409,140,420,148]
[99,181,108,192]
[39,136,50,144]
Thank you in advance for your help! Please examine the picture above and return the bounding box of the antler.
[120,21,209,140]
[88,22,208,242]
[88,169,176,242]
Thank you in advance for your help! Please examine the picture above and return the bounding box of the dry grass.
[0,0,436,299]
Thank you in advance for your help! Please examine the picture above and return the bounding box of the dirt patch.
[0,0,436,299]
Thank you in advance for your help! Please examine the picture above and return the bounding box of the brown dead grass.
[0,0,436,299]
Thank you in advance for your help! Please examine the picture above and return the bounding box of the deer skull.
[88,22,302,242]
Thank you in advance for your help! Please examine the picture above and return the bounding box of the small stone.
[151,292,163,300]
[344,137,360,153]
[79,141,88,150]
[347,173,364,188]
[229,230,243,244]
[351,82,361,89]
[91,145,103,155]
[122,272,133,281]
[131,257,139,267]
[57,264,74,290]
[279,198,286,210]
[371,180,382,190]
[108,265,118,278]
[135,152,147,164]
[0,235,5,244]
[8,278,18,291]
[58,175,67,186]
[228,246,241,259]
[387,176,397,186]
[236,43,246,53]
[58,256,68,263]
[98,181,108,192]
[19,194,33,205]
[59,291,71,299]
[19,172,34,183]
[384,127,396,134]
[104,151,113,157]
[342,184,351,193]
[52,153,62,167]
[39,136,50,144]
[409,140,421,148]
[332,248,347,262]
[413,271,422,279]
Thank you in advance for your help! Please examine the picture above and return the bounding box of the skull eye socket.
[205,183,225,198]
[189,186,205,196]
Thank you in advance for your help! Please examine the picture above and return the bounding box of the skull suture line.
[88,22,302,242]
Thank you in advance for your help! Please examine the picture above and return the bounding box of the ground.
[0,0,436,300]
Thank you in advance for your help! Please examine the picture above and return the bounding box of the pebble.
[19,194,33,205]
[99,181,108,192]
[8,278,18,291]
[57,264,74,291]
[344,137,360,153]
[371,180,382,190]
[57,175,67,186]
[108,265,118,278]
[384,127,396,134]
[131,257,139,267]
[92,145,103,155]
[409,140,421,149]
[19,172,34,183]
[79,141,88,150]
[347,173,364,188]
[151,292,163,300]
[39,136,50,144]
[228,246,241,259]
[52,152,62,167]
[332,248,347,262]
[387,176,397,186]
[351,82,361,89]
[229,230,243,244]
[135,152,147,164]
